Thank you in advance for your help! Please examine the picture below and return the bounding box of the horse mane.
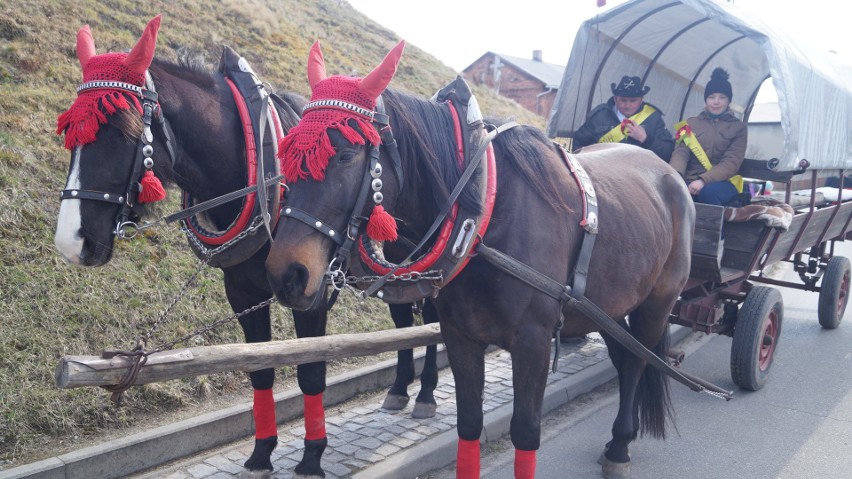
[488,120,574,215]
[381,88,483,217]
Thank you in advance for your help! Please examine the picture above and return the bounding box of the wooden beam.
[56,323,443,389]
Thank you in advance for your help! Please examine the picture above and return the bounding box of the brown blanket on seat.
[723,198,794,231]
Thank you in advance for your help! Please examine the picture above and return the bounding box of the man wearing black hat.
[572,75,674,161]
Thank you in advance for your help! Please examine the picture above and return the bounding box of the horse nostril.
[269,262,311,302]
[283,263,309,294]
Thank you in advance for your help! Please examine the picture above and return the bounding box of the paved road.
[454,253,852,479]
[127,335,617,479]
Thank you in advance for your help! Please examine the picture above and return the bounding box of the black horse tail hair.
[637,326,676,440]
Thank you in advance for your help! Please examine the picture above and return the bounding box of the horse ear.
[359,41,405,100]
[124,15,161,75]
[307,40,327,90]
[76,25,96,68]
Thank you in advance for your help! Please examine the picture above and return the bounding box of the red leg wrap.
[456,438,480,479]
[253,389,277,439]
[514,449,537,479]
[304,393,326,441]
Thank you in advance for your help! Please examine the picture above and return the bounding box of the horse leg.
[599,312,672,479]
[507,324,551,479]
[224,272,277,479]
[412,300,439,419]
[382,303,415,411]
[293,309,329,479]
[441,319,487,479]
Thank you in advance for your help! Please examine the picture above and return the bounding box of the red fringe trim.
[253,389,277,439]
[56,91,142,149]
[278,114,380,182]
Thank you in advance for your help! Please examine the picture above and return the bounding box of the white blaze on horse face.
[55,146,85,265]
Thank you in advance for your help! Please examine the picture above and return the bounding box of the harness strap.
[162,174,285,225]
[358,121,519,300]
[475,242,733,399]
[282,206,345,246]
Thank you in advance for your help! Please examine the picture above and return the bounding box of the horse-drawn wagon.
[548,0,852,391]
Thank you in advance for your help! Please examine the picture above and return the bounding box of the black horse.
[266,41,695,478]
[53,17,438,478]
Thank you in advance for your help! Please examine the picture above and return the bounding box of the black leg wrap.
[295,436,327,478]
[244,436,277,472]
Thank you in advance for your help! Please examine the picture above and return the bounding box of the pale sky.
[346,0,850,73]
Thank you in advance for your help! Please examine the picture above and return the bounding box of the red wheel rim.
[759,309,779,371]
[836,271,849,318]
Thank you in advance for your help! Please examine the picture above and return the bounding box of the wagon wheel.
[730,286,783,391]
[818,256,850,329]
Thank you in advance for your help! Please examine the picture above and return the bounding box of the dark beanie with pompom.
[704,67,732,100]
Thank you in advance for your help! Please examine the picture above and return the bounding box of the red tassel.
[366,204,397,242]
[138,170,166,203]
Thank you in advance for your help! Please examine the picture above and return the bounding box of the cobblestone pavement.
[133,336,609,479]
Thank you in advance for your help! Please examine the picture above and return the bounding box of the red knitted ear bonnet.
[56,16,166,204]
[278,40,404,182]
[277,41,405,242]
[56,15,160,149]
[278,75,381,182]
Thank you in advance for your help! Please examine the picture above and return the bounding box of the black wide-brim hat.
[611,75,650,97]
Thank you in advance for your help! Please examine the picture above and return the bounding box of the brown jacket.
[669,110,747,184]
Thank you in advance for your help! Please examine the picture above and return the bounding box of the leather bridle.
[59,75,178,238]
[281,96,404,289]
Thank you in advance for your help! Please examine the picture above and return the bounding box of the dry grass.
[0,0,544,467]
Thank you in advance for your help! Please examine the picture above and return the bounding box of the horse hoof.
[382,393,410,410]
[600,456,630,479]
[239,468,273,479]
[411,401,436,419]
[294,474,325,479]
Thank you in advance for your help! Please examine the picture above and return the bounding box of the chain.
[330,270,444,286]
[132,216,268,351]
[149,297,277,354]
[181,216,266,259]
[327,270,444,299]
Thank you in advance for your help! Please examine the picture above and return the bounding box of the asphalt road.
[427,245,852,479]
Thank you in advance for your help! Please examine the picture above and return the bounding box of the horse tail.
[637,325,675,440]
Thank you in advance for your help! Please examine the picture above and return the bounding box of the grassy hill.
[0,0,545,466]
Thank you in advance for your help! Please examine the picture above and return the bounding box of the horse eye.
[337,149,360,164]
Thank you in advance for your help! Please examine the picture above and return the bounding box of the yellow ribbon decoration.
[597,104,657,144]
[674,120,743,193]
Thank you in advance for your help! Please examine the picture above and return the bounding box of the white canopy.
[546,0,852,171]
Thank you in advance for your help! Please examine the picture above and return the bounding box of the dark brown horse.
[53,18,438,479]
[266,41,695,478]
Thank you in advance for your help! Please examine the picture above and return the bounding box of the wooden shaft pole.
[56,323,442,389]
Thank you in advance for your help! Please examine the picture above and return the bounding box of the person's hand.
[624,122,648,143]
[688,179,705,196]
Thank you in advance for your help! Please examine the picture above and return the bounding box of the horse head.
[267,40,406,310]
[55,15,171,266]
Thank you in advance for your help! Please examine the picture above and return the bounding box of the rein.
[471,148,733,399]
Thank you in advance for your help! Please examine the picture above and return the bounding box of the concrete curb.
[0,347,449,479]
[353,325,694,479]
